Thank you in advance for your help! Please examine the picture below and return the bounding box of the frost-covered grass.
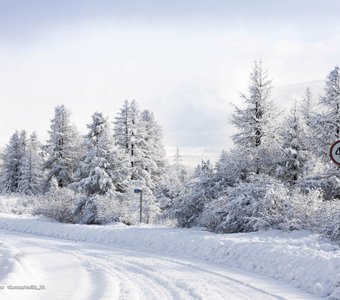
[0,213,339,299]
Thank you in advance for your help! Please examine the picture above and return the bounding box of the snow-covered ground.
[0,214,339,299]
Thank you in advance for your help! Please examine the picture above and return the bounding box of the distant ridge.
[273,79,324,105]
[275,79,323,89]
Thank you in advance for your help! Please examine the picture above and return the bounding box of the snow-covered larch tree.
[113,100,132,156]
[113,99,140,165]
[131,109,166,191]
[309,66,340,199]
[114,100,166,190]
[299,87,315,128]
[44,105,80,188]
[231,61,278,175]
[313,66,340,158]
[18,132,45,195]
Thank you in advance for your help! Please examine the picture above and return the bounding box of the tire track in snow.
[8,233,284,300]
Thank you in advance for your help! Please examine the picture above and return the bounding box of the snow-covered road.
[0,228,320,300]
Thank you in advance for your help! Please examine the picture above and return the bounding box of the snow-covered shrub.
[279,188,322,231]
[298,174,340,201]
[199,175,290,233]
[34,187,79,223]
[72,195,100,224]
[72,187,159,225]
[198,175,330,235]
[0,195,37,215]
[199,176,323,233]
[113,191,140,225]
[72,193,135,225]
[312,199,340,242]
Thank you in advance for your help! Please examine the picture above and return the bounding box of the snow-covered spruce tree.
[18,132,45,195]
[1,130,27,193]
[72,112,130,195]
[44,105,80,188]
[231,61,278,176]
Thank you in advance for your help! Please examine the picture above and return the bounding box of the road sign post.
[134,188,143,223]
[330,140,340,167]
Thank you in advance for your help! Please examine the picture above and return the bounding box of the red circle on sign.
[330,140,340,166]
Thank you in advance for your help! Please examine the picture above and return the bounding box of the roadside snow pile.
[0,213,339,299]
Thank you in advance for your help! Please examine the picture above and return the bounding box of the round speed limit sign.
[330,140,340,166]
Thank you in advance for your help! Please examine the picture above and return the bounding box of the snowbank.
[0,239,44,300]
[0,213,339,299]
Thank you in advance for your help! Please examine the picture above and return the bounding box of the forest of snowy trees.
[0,63,339,241]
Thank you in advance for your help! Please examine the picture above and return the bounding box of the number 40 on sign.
[330,140,340,166]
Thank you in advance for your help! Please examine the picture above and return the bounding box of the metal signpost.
[134,188,143,223]
[330,140,340,167]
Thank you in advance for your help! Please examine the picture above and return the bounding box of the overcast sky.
[0,0,339,164]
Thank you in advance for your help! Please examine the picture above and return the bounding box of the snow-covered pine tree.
[18,132,45,195]
[231,61,278,175]
[44,105,80,188]
[1,130,27,193]
[72,112,130,195]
